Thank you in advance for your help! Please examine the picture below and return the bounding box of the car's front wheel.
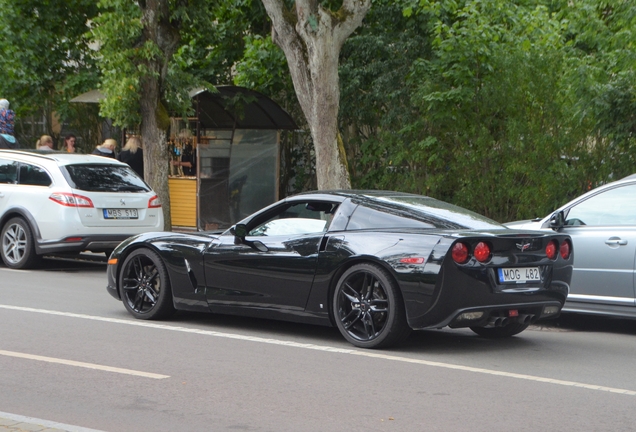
[1,217,41,269]
[119,248,175,320]
[333,263,411,349]
[470,322,530,338]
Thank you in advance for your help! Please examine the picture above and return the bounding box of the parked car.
[0,149,163,269]
[506,174,636,319]
[107,190,572,349]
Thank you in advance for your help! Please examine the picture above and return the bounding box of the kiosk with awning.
[169,86,298,230]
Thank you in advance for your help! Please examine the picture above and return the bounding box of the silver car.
[506,174,636,319]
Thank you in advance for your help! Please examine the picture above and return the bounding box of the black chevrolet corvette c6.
[107,191,573,349]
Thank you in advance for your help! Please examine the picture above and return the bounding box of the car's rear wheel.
[1,217,41,269]
[333,263,411,349]
[119,248,175,320]
[470,322,530,338]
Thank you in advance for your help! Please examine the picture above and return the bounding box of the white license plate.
[104,208,138,219]
[498,267,541,283]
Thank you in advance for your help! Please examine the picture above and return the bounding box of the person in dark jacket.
[92,138,117,158]
[117,136,144,178]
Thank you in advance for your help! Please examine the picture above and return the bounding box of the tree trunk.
[261,0,371,190]
[139,75,171,230]
[138,0,180,230]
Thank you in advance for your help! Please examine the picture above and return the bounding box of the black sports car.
[106,191,573,349]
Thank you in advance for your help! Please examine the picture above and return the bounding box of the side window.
[18,163,52,187]
[347,205,436,230]
[0,159,17,184]
[248,201,338,236]
[566,184,636,226]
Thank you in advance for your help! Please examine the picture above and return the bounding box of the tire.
[333,263,411,349]
[1,217,41,269]
[470,322,530,338]
[119,248,175,320]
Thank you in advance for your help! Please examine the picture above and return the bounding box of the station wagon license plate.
[498,267,540,284]
[104,208,138,219]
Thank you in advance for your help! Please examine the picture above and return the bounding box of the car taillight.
[560,240,571,259]
[148,195,161,208]
[452,242,469,264]
[474,242,491,263]
[49,192,94,208]
[400,257,425,264]
[545,240,558,260]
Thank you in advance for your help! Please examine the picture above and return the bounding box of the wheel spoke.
[133,291,145,311]
[144,285,158,304]
[342,309,361,329]
[369,299,388,314]
[121,277,140,291]
[342,283,361,304]
[3,225,26,263]
[132,256,144,280]
[362,312,376,339]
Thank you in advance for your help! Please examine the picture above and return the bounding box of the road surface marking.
[0,410,105,432]
[0,349,169,379]
[1,304,634,395]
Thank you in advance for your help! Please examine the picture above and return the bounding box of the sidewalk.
[0,413,104,432]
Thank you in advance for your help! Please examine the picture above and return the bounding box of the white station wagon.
[0,149,164,268]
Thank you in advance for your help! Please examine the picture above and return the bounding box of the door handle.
[605,238,628,246]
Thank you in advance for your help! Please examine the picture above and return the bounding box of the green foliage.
[0,0,99,146]
[343,0,636,222]
[91,0,217,129]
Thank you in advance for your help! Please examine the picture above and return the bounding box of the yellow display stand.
[168,176,197,228]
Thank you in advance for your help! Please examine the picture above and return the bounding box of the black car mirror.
[230,223,247,239]
[548,211,565,231]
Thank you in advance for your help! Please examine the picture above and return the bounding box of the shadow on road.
[0,253,107,272]
[544,313,636,335]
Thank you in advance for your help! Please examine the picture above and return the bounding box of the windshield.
[62,164,151,193]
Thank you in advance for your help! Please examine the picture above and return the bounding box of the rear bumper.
[410,301,563,330]
[36,234,133,255]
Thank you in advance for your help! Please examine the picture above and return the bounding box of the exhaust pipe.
[486,317,510,327]
[518,314,536,325]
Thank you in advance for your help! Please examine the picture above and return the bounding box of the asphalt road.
[2,256,636,431]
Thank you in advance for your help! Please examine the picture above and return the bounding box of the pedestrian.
[117,136,144,178]
[63,134,76,153]
[171,143,196,176]
[36,135,54,151]
[92,138,116,158]
[0,99,19,149]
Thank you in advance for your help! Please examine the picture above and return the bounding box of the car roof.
[0,149,127,166]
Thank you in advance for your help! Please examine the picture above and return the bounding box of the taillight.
[400,257,425,264]
[452,242,469,264]
[560,240,571,259]
[49,192,94,208]
[545,240,558,260]
[148,195,161,208]
[474,242,491,263]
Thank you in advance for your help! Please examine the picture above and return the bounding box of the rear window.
[347,195,504,230]
[62,164,151,192]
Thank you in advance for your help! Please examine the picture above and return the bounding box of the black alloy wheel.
[119,248,175,320]
[1,217,41,269]
[333,263,410,349]
[470,322,530,338]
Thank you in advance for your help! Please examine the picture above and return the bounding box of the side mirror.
[548,211,565,231]
[230,223,247,239]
